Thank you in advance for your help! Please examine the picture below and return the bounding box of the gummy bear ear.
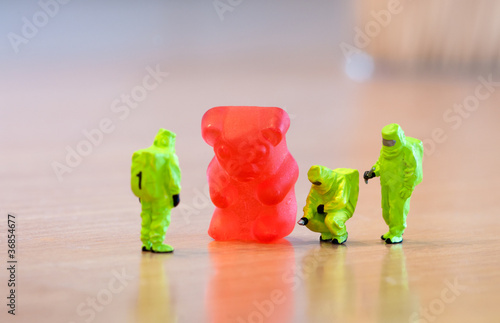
[202,126,221,147]
[261,128,282,146]
[202,108,223,147]
[261,108,290,146]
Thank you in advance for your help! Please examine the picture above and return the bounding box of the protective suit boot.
[152,244,174,253]
[332,233,348,245]
[385,236,403,244]
[142,242,152,252]
[320,232,333,242]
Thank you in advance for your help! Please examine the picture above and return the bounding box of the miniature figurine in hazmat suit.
[131,129,181,253]
[298,166,359,244]
[364,124,423,244]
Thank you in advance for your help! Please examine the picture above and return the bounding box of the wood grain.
[1,72,500,323]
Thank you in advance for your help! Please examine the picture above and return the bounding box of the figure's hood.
[153,128,176,152]
[307,165,335,194]
[381,124,405,159]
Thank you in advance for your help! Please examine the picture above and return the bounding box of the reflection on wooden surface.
[4,71,500,322]
[303,244,356,323]
[207,241,294,323]
[378,245,418,323]
[134,253,176,323]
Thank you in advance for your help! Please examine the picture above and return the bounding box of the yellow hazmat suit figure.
[131,129,181,253]
[364,124,423,244]
[298,166,359,244]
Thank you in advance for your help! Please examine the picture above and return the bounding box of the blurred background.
[2,0,499,164]
[1,1,499,322]
[2,0,498,200]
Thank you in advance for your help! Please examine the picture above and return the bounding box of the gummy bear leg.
[140,200,153,251]
[208,208,243,241]
[252,208,294,243]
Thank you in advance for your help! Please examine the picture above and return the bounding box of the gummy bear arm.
[209,187,230,208]
[257,154,299,205]
[277,153,299,190]
[207,158,235,208]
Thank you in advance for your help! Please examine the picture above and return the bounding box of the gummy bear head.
[202,106,290,182]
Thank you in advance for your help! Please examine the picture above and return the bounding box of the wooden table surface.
[1,71,500,323]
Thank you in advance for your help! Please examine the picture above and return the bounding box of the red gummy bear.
[201,106,299,242]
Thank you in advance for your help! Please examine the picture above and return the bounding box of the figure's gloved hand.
[172,194,180,207]
[363,170,376,181]
[399,187,412,199]
[297,217,308,226]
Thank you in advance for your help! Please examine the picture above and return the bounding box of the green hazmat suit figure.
[364,124,423,244]
[298,166,359,244]
[131,129,181,253]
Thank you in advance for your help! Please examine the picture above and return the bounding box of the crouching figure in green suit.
[298,166,359,244]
